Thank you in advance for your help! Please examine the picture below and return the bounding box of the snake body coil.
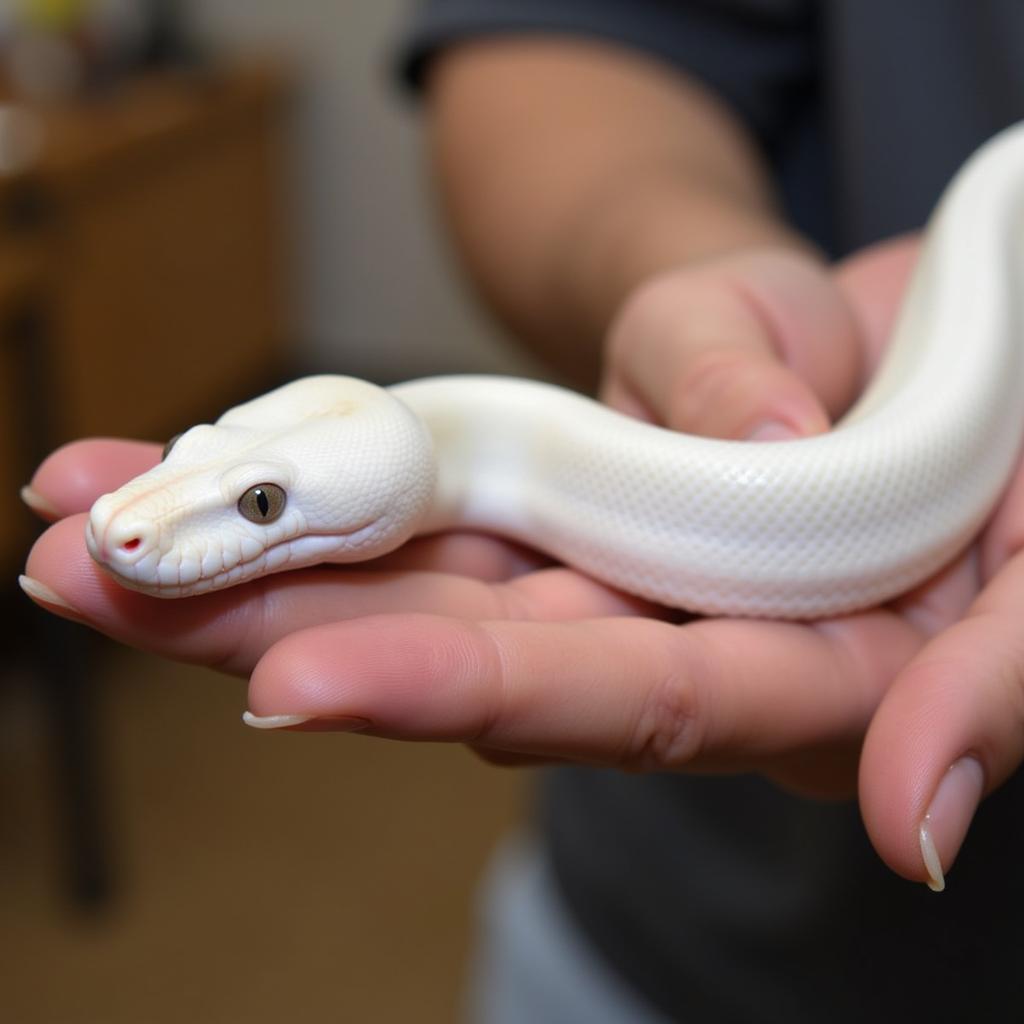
[87,123,1024,618]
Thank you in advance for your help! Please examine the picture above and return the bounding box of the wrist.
[577,187,820,338]
[551,186,819,392]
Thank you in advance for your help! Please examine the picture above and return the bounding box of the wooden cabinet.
[0,238,49,563]
[0,62,292,570]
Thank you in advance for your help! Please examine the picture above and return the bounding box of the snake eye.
[238,483,286,524]
[162,433,183,461]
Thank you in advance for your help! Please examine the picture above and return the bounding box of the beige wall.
[189,0,537,381]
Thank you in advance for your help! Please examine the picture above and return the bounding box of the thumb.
[600,249,864,440]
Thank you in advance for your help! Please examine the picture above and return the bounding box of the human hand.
[603,237,1024,893]
[20,234,985,890]
[859,450,1024,892]
[21,452,926,789]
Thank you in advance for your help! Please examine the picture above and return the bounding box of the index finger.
[21,513,649,676]
[24,439,160,520]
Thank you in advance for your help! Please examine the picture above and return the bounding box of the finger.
[601,249,863,439]
[372,531,551,581]
[246,610,922,779]
[24,439,160,519]
[860,552,1024,891]
[978,454,1024,584]
[888,545,981,638]
[21,514,646,675]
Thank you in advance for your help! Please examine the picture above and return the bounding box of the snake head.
[86,379,436,597]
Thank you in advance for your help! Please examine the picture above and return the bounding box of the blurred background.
[0,2,536,1020]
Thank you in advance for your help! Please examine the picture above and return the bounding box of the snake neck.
[389,376,546,539]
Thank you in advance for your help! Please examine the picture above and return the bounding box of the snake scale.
[86,122,1024,619]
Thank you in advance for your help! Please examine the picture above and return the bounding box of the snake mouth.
[92,518,389,599]
[103,557,277,598]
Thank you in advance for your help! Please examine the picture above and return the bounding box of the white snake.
[86,123,1024,619]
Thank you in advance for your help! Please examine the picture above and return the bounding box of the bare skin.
[22,39,1024,891]
[426,38,817,391]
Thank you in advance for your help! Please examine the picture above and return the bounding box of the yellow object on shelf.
[18,0,90,32]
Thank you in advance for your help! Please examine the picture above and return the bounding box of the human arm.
[425,39,833,390]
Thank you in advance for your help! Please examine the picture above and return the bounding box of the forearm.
[425,37,818,388]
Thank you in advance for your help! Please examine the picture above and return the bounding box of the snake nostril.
[107,522,153,564]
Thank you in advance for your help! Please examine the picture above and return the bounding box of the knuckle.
[676,343,757,395]
[624,632,708,771]
[670,347,764,433]
[462,621,516,744]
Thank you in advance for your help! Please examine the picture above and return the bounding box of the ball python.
[86,122,1024,619]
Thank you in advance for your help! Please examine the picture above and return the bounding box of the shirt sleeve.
[396,0,817,152]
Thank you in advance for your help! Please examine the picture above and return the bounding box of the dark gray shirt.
[399,3,1024,1020]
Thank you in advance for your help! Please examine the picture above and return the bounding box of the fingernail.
[746,420,800,442]
[242,711,371,732]
[918,756,985,892]
[18,574,85,619]
[19,485,59,518]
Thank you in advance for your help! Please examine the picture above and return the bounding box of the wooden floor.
[1,627,527,1023]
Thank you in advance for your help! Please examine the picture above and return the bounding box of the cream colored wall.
[189,0,536,381]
